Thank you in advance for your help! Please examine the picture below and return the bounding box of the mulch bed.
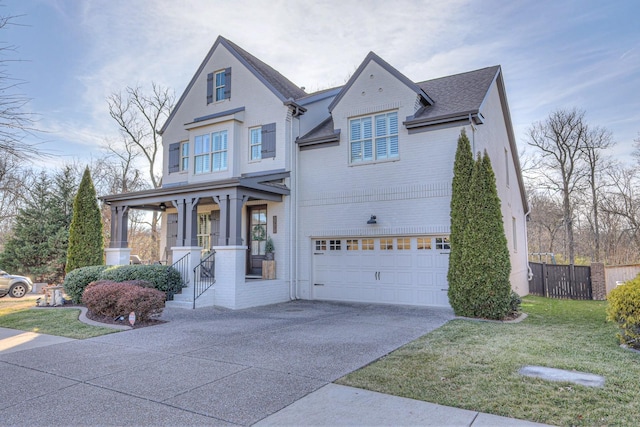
[84,310,166,329]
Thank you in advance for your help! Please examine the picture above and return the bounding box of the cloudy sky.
[4,0,639,167]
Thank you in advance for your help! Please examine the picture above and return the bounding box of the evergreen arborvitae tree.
[459,151,512,319]
[447,129,475,314]
[66,167,103,273]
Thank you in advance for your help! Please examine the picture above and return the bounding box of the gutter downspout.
[288,110,298,300]
[468,113,476,153]
[525,207,533,282]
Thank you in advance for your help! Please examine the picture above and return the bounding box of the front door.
[247,205,267,275]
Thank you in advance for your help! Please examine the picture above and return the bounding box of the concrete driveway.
[0,300,454,426]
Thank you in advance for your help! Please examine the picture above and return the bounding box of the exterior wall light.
[367,215,377,224]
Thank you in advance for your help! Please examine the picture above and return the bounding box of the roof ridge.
[416,65,500,85]
[222,37,307,100]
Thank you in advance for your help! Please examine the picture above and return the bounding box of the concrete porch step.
[166,285,215,309]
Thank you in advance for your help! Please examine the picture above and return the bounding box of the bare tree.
[527,108,589,265]
[107,83,174,260]
[580,126,614,262]
[601,166,640,258]
[0,13,39,160]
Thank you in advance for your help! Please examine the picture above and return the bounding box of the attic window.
[207,68,232,104]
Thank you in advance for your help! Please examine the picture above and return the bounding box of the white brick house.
[102,36,530,310]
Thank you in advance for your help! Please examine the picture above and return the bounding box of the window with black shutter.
[206,73,214,104]
[168,142,181,173]
[261,123,276,158]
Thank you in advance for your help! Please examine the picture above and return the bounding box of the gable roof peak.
[328,50,434,112]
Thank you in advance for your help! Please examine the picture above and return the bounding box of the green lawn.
[0,296,117,339]
[338,296,640,426]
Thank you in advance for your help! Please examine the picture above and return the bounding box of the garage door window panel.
[380,238,394,250]
[436,237,451,250]
[362,239,374,250]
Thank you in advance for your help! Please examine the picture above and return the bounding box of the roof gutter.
[284,100,307,117]
[403,111,484,129]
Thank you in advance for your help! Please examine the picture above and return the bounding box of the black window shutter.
[261,123,276,158]
[206,72,214,104]
[224,67,232,99]
[168,143,181,173]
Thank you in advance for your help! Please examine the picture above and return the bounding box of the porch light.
[159,203,166,211]
[367,215,377,224]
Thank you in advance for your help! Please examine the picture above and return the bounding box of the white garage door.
[312,236,451,307]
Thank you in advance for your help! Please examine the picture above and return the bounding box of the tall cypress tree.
[447,129,475,314]
[460,151,511,319]
[66,167,103,273]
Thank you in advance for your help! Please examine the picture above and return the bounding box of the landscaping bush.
[63,265,109,303]
[509,291,522,316]
[607,275,640,349]
[82,280,122,318]
[82,281,165,321]
[99,265,183,297]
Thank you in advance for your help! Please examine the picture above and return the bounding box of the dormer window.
[207,68,232,104]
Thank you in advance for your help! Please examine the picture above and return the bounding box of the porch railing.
[193,250,216,309]
[167,254,190,301]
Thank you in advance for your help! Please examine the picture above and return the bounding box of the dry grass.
[338,296,640,426]
[0,295,117,339]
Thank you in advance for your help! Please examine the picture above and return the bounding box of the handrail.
[167,254,189,300]
[193,250,216,309]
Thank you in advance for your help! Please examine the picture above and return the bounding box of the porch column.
[214,195,229,245]
[172,199,186,246]
[228,191,247,246]
[105,205,130,265]
[116,206,129,248]
[185,197,200,247]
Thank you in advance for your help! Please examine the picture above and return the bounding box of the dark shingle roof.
[223,38,307,101]
[409,66,500,124]
[299,65,500,142]
[296,117,340,146]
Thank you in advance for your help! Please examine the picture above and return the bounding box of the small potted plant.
[265,236,275,260]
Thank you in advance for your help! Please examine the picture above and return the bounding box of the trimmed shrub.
[82,280,122,317]
[63,265,109,303]
[82,281,165,321]
[99,265,183,297]
[607,275,640,349]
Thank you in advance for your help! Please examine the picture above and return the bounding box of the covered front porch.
[100,171,292,309]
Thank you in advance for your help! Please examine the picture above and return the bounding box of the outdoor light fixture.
[159,203,166,211]
[367,215,377,224]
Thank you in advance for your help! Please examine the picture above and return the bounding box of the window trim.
[194,130,228,174]
[214,70,226,102]
[349,111,399,165]
[180,142,189,172]
[250,127,262,161]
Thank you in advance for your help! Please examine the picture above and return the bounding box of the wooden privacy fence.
[529,262,593,300]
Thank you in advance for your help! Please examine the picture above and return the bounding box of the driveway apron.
[0,300,454,426]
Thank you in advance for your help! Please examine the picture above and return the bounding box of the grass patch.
[338,296,640,426]
[0,296,118,339]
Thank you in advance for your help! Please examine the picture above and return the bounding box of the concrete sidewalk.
[0,327,75,354]
[0,301,553,426]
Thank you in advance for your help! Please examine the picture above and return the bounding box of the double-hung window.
[211,131,228,171]
[350,111,398,164]
[194,134,211,174]
[250,127,262,161]
[194,130,228,174]
[215,71,226,102]
[180,142,189,171]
